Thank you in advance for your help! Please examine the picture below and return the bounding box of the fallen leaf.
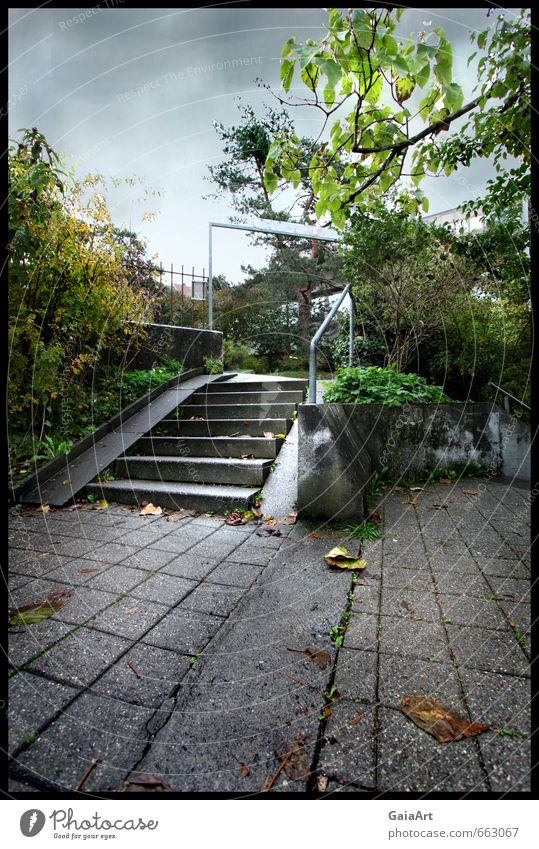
[401,695,490,743]
[240,453,255,460]
[287,647,331,669]
[225,512,243,525]
[367,509,382,524]
[167,509,198,522]
[239,762,251,777]
[320,706,332,720]
[463,489,478,496]
[410,487,424,492]
[122,773,173,792]
[9,589,73,627]
[79,567,98,574]
[96,499,108,510]
[278,511,298,525]
[428,504,448,510]
[324,546,366,571]
[307,533,320,539]
[315,775,329,792]
[408,496,418,505]
[349,708,365,726]
[438,478,452,484]
[139,503,163,516]
[37,504,50,513]
[256,526,283,537]
[62,480,71,485]
[263,431,275,438]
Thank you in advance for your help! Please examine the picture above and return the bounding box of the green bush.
[322,366,451,406]
[222,339,251,370]
[204,356,224,374]
[118,359,184,404]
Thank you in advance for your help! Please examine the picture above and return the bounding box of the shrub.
[204,356,224,374]
[322,366,451,406]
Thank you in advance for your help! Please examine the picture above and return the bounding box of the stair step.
[132,436,283,459]
[86,479,258,512]
[187,390,304,405]
[153,418,291,437]
[205,379,307,393]
[181,403,297,419]
[115,455,272,486]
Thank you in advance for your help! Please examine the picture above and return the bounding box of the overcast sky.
[8,6,505,283]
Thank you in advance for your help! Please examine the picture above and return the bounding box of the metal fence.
[156,263,207,328]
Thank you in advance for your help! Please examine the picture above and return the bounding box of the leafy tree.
[264,8,530,225]
[8,128,159,456]
[342,205,479,371]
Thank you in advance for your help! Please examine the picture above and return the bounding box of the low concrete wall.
[126,323,223,371]
[298,402,530,521]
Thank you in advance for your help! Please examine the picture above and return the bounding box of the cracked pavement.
[7,477,531,794]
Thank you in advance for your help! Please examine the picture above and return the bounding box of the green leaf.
[364,73,383,105]
[414,61,430,89]
[352,9,373,49]
[391,55,410,76]
[301,63,319,91]
[395,76,416,104]
[264,168,278,194]
[443,82,464,112]
[281,36,296,59]
[421,196,429,213]
[340,75,353,95]
[319,57,342,90]
[434,36,452,86]
[281,59,295,93]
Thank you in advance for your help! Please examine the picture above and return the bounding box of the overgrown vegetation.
[323,366,451,406]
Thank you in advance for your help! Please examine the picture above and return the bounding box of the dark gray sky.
[8,6,503,281]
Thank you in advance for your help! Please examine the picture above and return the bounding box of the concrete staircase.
[87,376,307,513]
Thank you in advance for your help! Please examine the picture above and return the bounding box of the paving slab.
[381,586,440,622]
[26,627,133,687]
[159,552,222,581]
[180,584,247,618]
[205,561,264,588]
[88,597,169,640]
[445,625,530,676]
[376,707,488,792]
[94,643,192,708]
[378,654,464,711]
[8,620,75,670]
[53,587,118,626]
[379,616,450,663]
[14,691,154,792]
[9,672,80,754]
[437,594,509,630]
[142,608,223,654]
[129,573,197,606]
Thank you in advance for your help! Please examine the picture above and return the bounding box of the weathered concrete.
[124,323,223,371]
[8,479,531,793]
[156,418,292,438]
[298,402,530,520]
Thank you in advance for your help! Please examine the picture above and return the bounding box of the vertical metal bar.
[504,395,510,414]
[181,264,184,313]
[208,224,213,330]
[348,292,354,367]
[309,343,317,403]
[170,263,173,325]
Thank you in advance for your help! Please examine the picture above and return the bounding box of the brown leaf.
[123,773,173,792]
[349,708,365,726]
[239,762,251,777]
[463,489,478,496]
[401,695,490,743]
[139,503,163,516]
[278,511,298,525]
[320,706,332,720]
[256,526,283,537]
[9,589,73,627]
[225,512,243,525]
[438,478,452,484]
[167,509,197,522]
[79,567,98,574]
[367,509,382,524]
[409,487,424,492]
[315,775,329,792]
[304,648,331,669]
[263,431,275,438]
[37,504,50,513]
[307,533,320,539]
[240,453,255,459]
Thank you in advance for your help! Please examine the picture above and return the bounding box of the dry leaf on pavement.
[463,489,478,496]
[139,503,163,516]
[122,774,173,792]
[324,546,366,570]
[239,762,251,777]
[401,695,490,743]
[278,511,298,525]
[9,589,73,627]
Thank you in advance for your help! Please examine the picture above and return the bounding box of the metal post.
[208,223,213,330]
[504,395,510,414]
[170,263,173,324]
[348,293,354,367]
[309,284,351,403]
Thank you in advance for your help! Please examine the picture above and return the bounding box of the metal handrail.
[488,381,530,413]
[308,284,353,403]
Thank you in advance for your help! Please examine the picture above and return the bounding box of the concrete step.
[187,390,304,405]
[132,436,283,459]
[205,379,307,393]
[115,455,272,486]
[86,479,258,513]
[180,403,297,419]
[153,418,292,437]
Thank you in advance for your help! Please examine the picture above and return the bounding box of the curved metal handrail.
[488,381,530,413]
[308,284,354,403]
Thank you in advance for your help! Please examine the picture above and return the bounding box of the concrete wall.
[298,402,530,521]
[114,323,223,372]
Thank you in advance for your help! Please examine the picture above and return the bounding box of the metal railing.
[488,382,530,413]
[308,284,353,403]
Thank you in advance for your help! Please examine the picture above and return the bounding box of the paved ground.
[7,476,531,794]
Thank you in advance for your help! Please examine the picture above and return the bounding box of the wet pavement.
[7,477,531,794]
